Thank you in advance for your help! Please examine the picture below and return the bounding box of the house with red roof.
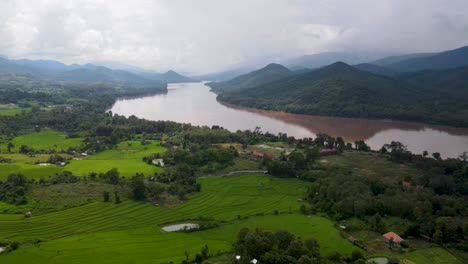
[402,181,411,188]
[320,148,337,156]
[251,151,265,158]
[383,232,404,246]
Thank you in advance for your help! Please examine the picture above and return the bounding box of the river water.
[110,82,468,158]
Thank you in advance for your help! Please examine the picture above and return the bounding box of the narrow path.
[198,170,268,179]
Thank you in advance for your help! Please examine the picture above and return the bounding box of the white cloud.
[0,0,467,74]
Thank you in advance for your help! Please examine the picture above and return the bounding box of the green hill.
[207,63,293,92]
[218,62,421,119]
[218,62,468,127]
[156,70,198,83]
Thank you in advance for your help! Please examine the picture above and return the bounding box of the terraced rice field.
[0,154,63,180]
[0,175,359,263]
[65,140,165,176]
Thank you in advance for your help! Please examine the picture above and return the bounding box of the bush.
[400,240,409,248]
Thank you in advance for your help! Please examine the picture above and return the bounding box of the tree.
[104,168,120,184]
[305,148,320,163]
[351,250,364,261]
[459,151,468,162]
[200,244,209,259]
[103,191,110,202]
[114,192,121,204]
[354,140,370,151]
[432,152,441,160]
[379,146,387,154]
[422,150,429,157]
[289,150,307,170]
[131,174,146,201]
[7,142,14,153]
[19,145,32,154]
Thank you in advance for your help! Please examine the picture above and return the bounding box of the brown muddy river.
[110,82,468,158]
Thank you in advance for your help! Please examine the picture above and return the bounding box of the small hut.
[383,232,403,246]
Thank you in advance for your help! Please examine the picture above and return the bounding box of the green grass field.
[65,140,165,176]
[0,153,63,180]
[0,107,30,116]
[0,140,165,180]
[0,130,83,152]
[0,175,359,263]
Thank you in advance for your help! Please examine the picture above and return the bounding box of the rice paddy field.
[0,153,63,180]
[0,137,165,180]
[0,175,360,263]
[0,130,83,152]
[65,140,165,176]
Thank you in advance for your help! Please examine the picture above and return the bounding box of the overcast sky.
[0,0,467,74]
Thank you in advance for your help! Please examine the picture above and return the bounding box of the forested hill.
[57,66,165,86]
[372,45,468,72]
[154,70,198,83]
[207,63,293,92]
[217,62,468,127]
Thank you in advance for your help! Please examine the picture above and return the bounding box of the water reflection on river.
[110,82,468,158]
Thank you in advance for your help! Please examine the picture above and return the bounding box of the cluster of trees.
[306,141,468,244]
[162,144,238,173]
[233,228,322,264]
[232,228,365,264]
[0,174,29,205]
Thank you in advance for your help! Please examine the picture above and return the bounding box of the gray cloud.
[0,0,467,74]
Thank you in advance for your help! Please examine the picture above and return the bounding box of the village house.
[251,151,265,158]
[152,158,165,167]
[402,181,411,188]
[347,236,357,244]
[383,231,404,246]
[319,148,337,156]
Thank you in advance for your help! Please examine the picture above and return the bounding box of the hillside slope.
[218,62,468,126]
[207,63,293,92]
[218,62,420,119]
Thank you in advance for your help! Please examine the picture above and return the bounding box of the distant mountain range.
[207,63,294,92]
[372,45,468,72]
[191,67,255,82]
[0,57,197,85]
[215,44,468,127]
[282,51,386,70]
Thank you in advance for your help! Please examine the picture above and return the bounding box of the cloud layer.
[0,0,467,74]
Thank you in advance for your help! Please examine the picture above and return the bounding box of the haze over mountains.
[0,57,196,85]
